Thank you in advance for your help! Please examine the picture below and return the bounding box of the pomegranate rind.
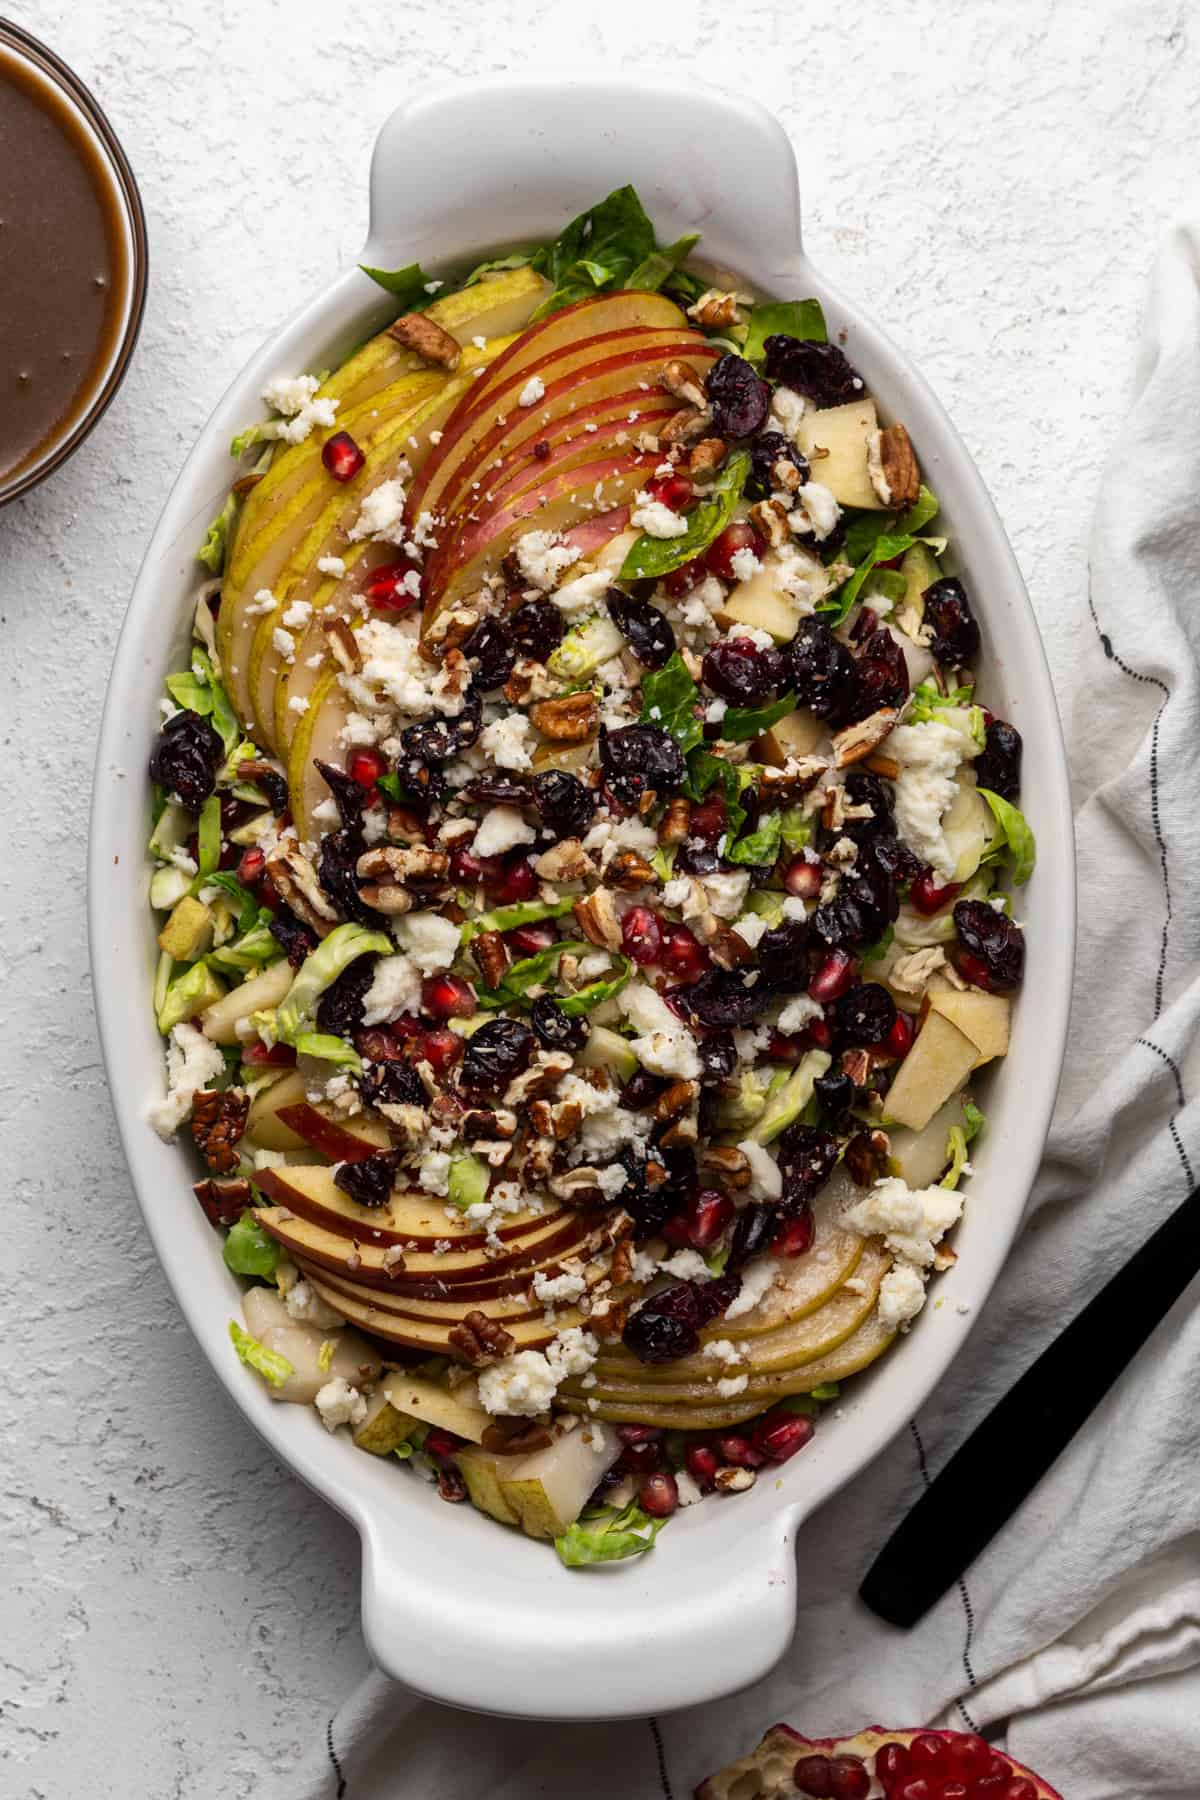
[694,1724,1063,1800]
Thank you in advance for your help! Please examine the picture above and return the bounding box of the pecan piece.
[356,883,413,916]
[572,887,623,951]
[749,498,791,548]
[658,358,708,409]
[529,691,599,743]
[471,929,509,989]
[589,1297,630,1340]
[658,404,713,446]
[867,424,921,509]
[193,1175,253,1228]
[533,838,596,883]
[322,615,361,673]
[461,1106,517,1141]
[503,1050,574,1107]
[699,1144,752,1190]
[266,843,340,935]
[357,844,450,886]
[652,1079,699,1124]
[840,1047,874,1087]
[658,796,691,846]
[386,311,461,369]
[708,924,754,970]
[547,1167,607,1206]
[437,1467,468,1503]
[688,436,727,480]
[504,658,558,705]
[190,1088,250,1174]
[843,1127,891,1187]
[686,289,742,328]
[607,848,657,890]
[481,1418,554,1455]
[830,707,899,770]
[609,1236,635,1290]
[425,606,481,658]
[448,1308,516,1365]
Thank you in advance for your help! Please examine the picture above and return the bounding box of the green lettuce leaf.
[719,691,797,743]
[529,185,657,318]
[639,651,703,755]
[742,297,827,366]
[555,1499,668,1568]
[895,485,941,536]
[462,252,531,287]
[809,1381,840,1401]
[200,871,262,935]
[819,531,916,627]
[558,954,632,1015]
[861,924,895,964]
[978,789,1037,886]
[459,896,576,945]
[962,1098,986,1143]
[940,1124,970,1190]
[207,919,282,974]
[779,808,811,852]
[725,813,782,868]
[621,449,750,582]
[197,491,239,574]
[907,680,977,725]
[627,231,701,293]
[683,749,747,839]
[228,1319,293,1389]
[359,260,437,309]
[291,1031,363,1069]
[223,1211,280,1278]
[840,486,941,565]
[277,923,392,1046]
[477,939,590,1010]
[197,794,222,877]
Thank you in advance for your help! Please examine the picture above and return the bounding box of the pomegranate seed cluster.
[150,206,1030,1561]
[701,1725,1059,1800]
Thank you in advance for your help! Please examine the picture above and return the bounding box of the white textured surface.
[1,1,1195,1792]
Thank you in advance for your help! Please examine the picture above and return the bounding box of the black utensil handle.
[859,1182,1200,1628]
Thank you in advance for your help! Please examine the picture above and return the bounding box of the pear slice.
[244,1068,312,1151]
[382,1372,491,1443]
[715,1176,866,1339]
[888,1092,972,1187]
[285,667,352,841]
[928,986,1010,1064]
[713,547,831,644]
[881,1008,977,1131]
[499,1422,622,1539]
[353,1389,417,1455]
[255,1205,595,1290]
[199,958,293,1044]
[755,705,828,765]
[457,1445,524,1526]
[240,1287,382,1405]
[794,399,885,510]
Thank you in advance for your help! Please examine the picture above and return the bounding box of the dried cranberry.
[689,793,728,845]
[784,616,856,718]
[149,708,223,809]
[757,920,811,992]
[333,1148,399,1208]
[923,577,981,666]
[600,723,684,808]
[697,1030,736,1085]
[623,1285,701,1362]
[840,770,894,841]
[530,995,589,1052]
[911,868,962,915]
[763,335,865,407]
[463,615,517,690]
[254,766,289,813]
[748,430,809,499]
[605,586,676,670]
[463,774,531,807]
[317,826,379,926]
[843,627,910,723]
[459,1017,536,1094]
[620,1068,667,1110]
[870,833,922,885]
[776,1124,839,1209]
[683,967,767,1028]
[832,980,896,1046]
[617,1146,683,1240]
[705,520,765,582]
[508,599,565,664]
[313,759,366,827]
[398,693,482,767]
[269,906,318,967]
[531,768,595,839]
[702,636,784,705]
[975,718,1023,800]
[814,1068,856,1120]
[673,835,721,877]
[315,960,375,1046]
[705,353,771,439]
[954,899,1025,991]
[359,1058,425,1112]
[694,1270,742,1324]
[811,895,868,951]
[727,1201,778,1270]
[488,855,537,904]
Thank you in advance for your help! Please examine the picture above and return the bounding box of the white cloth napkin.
[278,228,1200,1800]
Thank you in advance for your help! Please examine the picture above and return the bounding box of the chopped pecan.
[266,843,339,936]
[652,1079,699,1124]
[749,498,791,547]
[572,887,623,951]
[831,707,899,769]
[191,1088,250,1174]
[608,1236,635,1289]
[529,691,599,743]
[659,404,713,446]
[461,1106,517,1141]
[547,1167,606,1206]
[357,844,449,886]
[688,436,727,479]
[840,1047,874,1087]
[425,606,481,657]
[437,1467,468,1503]
[448,1308,516,1366]
[607,848,657,890]
[471,929,509,989]
[504,658,558,705]
[481,1418,554,1455]
[503,1050,574,1107]
[760,760,826,803]
[322,615,361,673]
[357,882,413,915]
[864,753,900,779]
[658,795,692,846]
[699,1144,752,1190]
[193,1175,253,1228]
[708,924,754,970]
[714,1466,757,1493]
[589,1297,630,1340]
[843,1127,891,1187]
[658,358,708,409]
[231,471,265,498]
[867,424,920,509]
[232,756,286,791]
[386,310,462,369]
[686,289,741,328]
[932,1242,959,1272]
[377,1101,429,1139]
[769,453,804,494]
[519,1133,558,1184]
[533,838,596,883]
[659,1114,698,1148]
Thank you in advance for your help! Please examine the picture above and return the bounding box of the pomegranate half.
[696,1724,1063,1800]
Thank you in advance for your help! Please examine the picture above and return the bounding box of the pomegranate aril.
[773,1208,815,1257]
[421,974,477,1019]
[661,922,709,981]
[638,1471,678,1517]
[875,1743,911,1786]
[806,1017,833,1049]
[752,1409,814,1464]
[622,904,663,965]
[617,1438,663,1475]
[688,794,727,843]
[615,1424,662,1444]
[504,920,557,954]
[322,430,365,482]
[236,846,266,884]
[242,1038,296,1067]
[348,748,388,790]
[884,1010,915,1058]
[783,856,822,899]
[644,471,694,512]
[418,1026,464,1075]
[792,1754,834,1797]
[997,1783,1036,1800]
[714,1432,764,1470]
[826,1757,870,1800]
[911,868,963,915]
[892,1780,935,1800]
[943,1737,991,1781]
[940,1786,969,1800]
[685,1188,735,1249]
[684,1443,718,1489]
[809,950,858,1002]
[909,1734,948,1774]
[363,558,422,613]
[488,856,538,904]
[706,520,766,581]
[423,1427,461,1461]
[661,555,707,599]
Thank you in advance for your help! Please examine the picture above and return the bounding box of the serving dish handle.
[362,70,805,294]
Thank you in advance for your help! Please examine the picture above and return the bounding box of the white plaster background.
[0,1,1195,1793]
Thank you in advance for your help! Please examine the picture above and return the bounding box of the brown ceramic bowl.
[0,22,148,505]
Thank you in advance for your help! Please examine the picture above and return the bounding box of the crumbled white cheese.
[479,710,534,771]
[361,952,423,1025]
[889,718,977,878]
[617,980,702,1080]
[729,547,763,582]
[702,1338,745,1366]
[532,1269,587,1306]
[789,480,841,542]
[149,1024,226,1138]
[246,588,278,617]
[551,568,613,617]
[877,1262,929,1331]
[476,1327,598,1416]
[716,1374,749,1398]
[518,375,545,407]
[705,698,728,723]
[314,1377,367,1432]
[513,529,581,591]
[472,805,536,859]
[630,492,688,538]
[344,618,460,719]
[738,1138,783,1201]
[767,385,807,440]
[702,870,752,918]
[262,373,319,416]
[272,626,295,660]
[727,625,775,651]
[285,1281,345,1329]
[316,555,346,579]
[676,1469,705,1506]
[776,993,824,1033]
[348,477,408,545]
[281,600,313,630]
[843,1176,965,1271]
[419,1151,452,1197]
[732,912,768,949]
[724,1256,779,1320]
[393,910,461,975]
[658,1249,710,1282]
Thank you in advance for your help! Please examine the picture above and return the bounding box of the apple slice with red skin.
[301,1269,586,1354]
[425,450,661,616]
[457,391,677,517]
[303,1262,548,1325]
[696,1724,1062,1800]
[423,333,716,530]
[253,1163,558,1248]
[255,1204,592,1288]
[561,505,632,555]
[275,1103,393,1163]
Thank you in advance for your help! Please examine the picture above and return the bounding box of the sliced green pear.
[244,1068,311,1150]
[199,959,293,1044]
[286,667,352,842]
[308,1265,548,1326]
[575,1024,639,1084]
[240,1287,382,1404]
[274,546,370,750]
[882,1008,977,1131]
[896,541,941,636]
[928,986,1010,1064]
[712,546,832,644]
[457,1445,524,1526]
[499,1422,622,1539]
[382,1372,491,1442]
[715,1177,865,1338]
[353,1389,417,1455]
[747,1050,831,1144]
[888,1091,972,1187]
[942,779,998,884]
[795,399,884,510]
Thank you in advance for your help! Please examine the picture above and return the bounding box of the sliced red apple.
[274,1103,394,1163]
[255,1204,590,1287]
[301,1270,585,1354]
[254,1162,558,1247]
[561,505,632,555]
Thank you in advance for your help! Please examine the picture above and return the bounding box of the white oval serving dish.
[88,72,1075,1719]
